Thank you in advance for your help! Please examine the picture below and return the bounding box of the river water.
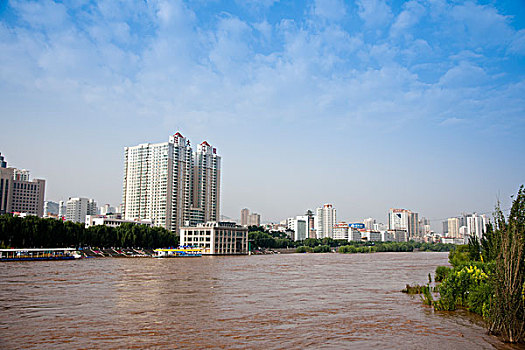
[0,252,520,349]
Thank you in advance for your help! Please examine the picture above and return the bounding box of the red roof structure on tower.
[201,141,211,147]
[174,132,184,138]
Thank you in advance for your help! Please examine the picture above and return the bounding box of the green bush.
[295,246,313,253]
[434,264,490,312]
[435,266,451,282]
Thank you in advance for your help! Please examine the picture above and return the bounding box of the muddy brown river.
[0,252,521,349]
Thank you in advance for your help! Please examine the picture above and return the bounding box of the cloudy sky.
[1,0,524,230]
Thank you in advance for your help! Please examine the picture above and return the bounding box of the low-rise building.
[85,215,152,228]
[179,222,249,255]
[361,230,381,242]
[381,230,395,242]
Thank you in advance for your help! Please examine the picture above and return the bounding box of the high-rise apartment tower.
[122,133,221,233]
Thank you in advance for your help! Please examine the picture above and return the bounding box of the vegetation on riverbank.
[293,241,453,254]
[418,186,525,343]
[246,226,454,253]
[0,214,178,249]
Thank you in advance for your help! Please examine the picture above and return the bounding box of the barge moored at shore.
[0,248,82,261]
[153,247,202,258]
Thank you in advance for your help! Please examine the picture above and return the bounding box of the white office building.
[466,213,488,241]
[363,218,376,231]
[288,216,308,241]
[122,132,221,233]
[66,197,97,223]
[315,204,336,239]
[333,223,349,240]
[388,208,419,240]
[85,215,152,228]
[179,222,248,255]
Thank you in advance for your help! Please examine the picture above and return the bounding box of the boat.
[153,247,202,258]
[0,248,82,261]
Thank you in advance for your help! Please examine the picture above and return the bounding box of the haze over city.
[1,0,524,229]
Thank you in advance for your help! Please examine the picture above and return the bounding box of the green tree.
[488,186,525,343]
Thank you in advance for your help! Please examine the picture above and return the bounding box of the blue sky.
[1,0,524,230]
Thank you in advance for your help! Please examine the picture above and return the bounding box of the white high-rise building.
[122,132,221,234]
[288,216,308,241]
[66,197,97,223]
[190,141,221,225]
[448,217,460,238]
[363,218,375,231]
[315,204,336,239]
[466,213,488,241]
[388,208,419,240]
[99,204,116,215]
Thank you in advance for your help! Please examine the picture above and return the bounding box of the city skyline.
[1,0,523,231]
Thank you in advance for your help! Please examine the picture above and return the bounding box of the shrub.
[435,266,451,282]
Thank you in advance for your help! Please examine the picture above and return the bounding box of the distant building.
[240,208,250,226]
[58,200,66,219]
[388,208,419,240]
[466,213,488,241]
[248,212,261,227]
[66,197,97,223]
[315,204,336,239]
[333,223,349,240]
[363,217,376,231]
[240,208,261,227]
[179,222,249,255]
[288,216,308,241]
[85,215,152,228]
[448,217,460,238]
[0,153,6,168]
[0,155,45,217]
[44,201,59,217]
[99,204,116,215]
[381,230,395,242]
[361,231,381,242]
[388,229,407,242]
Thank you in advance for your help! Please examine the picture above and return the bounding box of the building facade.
[388,208,419,240]
[447,217,460,238]
[0,155,45,217]
[122,133,221,233]
[288,216,308,241]
[240,208,250,226]
[44,201,59,217]
[66,197,97,223]
[85,215,152,228]
[179,222,248,255]
[466,213,488,241]
[315,204,336,239]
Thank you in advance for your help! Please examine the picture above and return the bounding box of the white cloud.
[390,0,426,37]
[449,1,513,48]
[508,29,525,56]
[439,61,488,88]
[313,0,347,21]
[357,0,393,28]
[10,0,69,29]
[440,117,466,126]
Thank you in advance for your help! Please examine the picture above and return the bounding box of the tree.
[488,186,525,343]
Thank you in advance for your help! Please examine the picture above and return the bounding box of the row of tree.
[0,214,178,249]
[248,228,454,252]
[428,185,525,343]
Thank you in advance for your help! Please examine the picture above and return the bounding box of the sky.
[0,0,524,231]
